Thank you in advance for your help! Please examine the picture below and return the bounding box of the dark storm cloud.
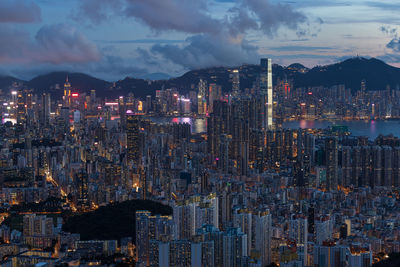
[0,0,41,23]
[0,24,100,64]
[151,34,259,69]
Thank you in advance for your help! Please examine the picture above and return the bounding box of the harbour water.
[151,117,400,140]
[283,120,400,140]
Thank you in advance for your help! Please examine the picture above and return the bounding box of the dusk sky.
[1,0,400,81]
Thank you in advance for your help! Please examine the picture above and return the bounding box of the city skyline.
[1,1,400,267]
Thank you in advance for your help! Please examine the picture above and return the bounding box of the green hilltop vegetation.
[62,199,172,242]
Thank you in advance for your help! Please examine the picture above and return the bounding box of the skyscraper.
[16,90,26,133]
[289,215,308,266]
[325,137,338,191]
[223,227,247,267]
[198,79,207,115]
[260,58,273,129]
[126,111,140,166]
[64,76,71,107]
[232,69,240,97]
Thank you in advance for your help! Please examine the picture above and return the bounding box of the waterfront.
[153,117,400,140]
[283,120,400,140]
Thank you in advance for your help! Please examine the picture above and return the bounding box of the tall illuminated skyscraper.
[126,110,140,166]
[232,69,240,97]
[198,79,207,115]
[64,76,71,107]
[260,58,273,129]
[16,90,26,132]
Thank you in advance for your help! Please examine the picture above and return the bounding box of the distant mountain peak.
[287,63,308,70]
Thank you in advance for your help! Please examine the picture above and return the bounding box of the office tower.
[41,93,51,127]
[64,76,71,107]
[208,83,221,113]
[119,96,126,128]
[289,215,308,267]
[198,79,207,115]
[260,58,273,129]
[60,106,70,131]
[16,89,25,125]
[232,69,240,97]
[325,137,338,191]
[254,211,272,266]
[76,170,89,209]
[126,111,141,166]
[223,227,247,267]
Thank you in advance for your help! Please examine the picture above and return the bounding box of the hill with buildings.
[0,57,399,98]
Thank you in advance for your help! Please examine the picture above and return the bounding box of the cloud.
[97,39,185,44]
[89,55,147,78]
[386,38,400,52]
[365,1,400,11]
[0,0,41,23]
[380,25,398,37]
[0,24,100,64]
[76,0,312,38]
[269,45,334,52]
[229,0,308,37]
[75,0,221,34]
[124,0,222,34]
[73,0,317,72]
[151,34,259,69]
[72,0,123,24]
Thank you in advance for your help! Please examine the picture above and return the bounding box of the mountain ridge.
[0,57,399,98]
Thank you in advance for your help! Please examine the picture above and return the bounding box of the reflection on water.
[149,118,400,139]
[150,117,207,134]
[283,120,400,140]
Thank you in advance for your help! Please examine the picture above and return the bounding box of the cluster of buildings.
[0,58,398,266]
